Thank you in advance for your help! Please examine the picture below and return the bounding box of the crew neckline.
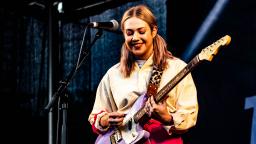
[136,60,146,68]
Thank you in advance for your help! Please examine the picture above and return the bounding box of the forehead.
[123,17,149,30]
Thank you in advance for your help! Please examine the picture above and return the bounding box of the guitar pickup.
[110,130,122,144]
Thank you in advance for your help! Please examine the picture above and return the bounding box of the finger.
[144,103,148,112]
[150,96,156,107]
[150,96,154,104]
[110,117,124,122]
[145,99,150,109]
[109,112,125,118]
[109,117,124,126]
[109,112,124,117]
[146,98,150,106]
[144,103,152,117]
[149,103,154,113]
[146,108,152,117]
[158,101,163,105]
[109,122,121,126]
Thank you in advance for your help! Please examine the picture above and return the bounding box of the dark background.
[1,0,255,144]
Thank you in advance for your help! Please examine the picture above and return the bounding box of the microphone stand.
[44,28,103,144]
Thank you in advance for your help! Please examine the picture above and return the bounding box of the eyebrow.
[125,27,146,31]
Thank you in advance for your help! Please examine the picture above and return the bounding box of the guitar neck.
[155,56,201,103]
[133,35,231,124]
[134,55,202,123]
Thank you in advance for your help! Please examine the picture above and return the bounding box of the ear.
[152,26,158,38]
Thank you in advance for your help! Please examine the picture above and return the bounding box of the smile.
[132,43,143,48]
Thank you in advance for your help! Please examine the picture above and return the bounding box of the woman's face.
[123,17,157,60]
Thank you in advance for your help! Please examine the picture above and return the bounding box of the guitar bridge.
[110,129,122,144]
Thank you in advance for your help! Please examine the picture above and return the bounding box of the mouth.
[131,43,143,49]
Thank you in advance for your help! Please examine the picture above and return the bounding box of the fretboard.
[133,35,231,123]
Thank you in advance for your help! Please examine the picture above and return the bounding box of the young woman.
[88,4,198,144]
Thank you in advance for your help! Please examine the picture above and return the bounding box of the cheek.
[124,36,132,42]
[124,37,133,47]
[124,39,132,50]
[140,37,147,44]
[140,34,151,43]
[143,35,154,44]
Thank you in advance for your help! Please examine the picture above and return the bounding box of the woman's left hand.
[145,96,172,124]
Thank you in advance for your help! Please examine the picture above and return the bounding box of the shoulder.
[98,63,121,85]
[103,63,121,78]
[166,57,187,69]
[106,63,120,74]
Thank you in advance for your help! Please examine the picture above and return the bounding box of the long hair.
[120,5,173,77]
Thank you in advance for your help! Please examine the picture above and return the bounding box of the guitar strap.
[146,65,163,98]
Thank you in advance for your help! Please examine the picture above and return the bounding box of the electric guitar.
[95,35,231,144]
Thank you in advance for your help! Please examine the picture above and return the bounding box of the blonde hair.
[120,5,173,77]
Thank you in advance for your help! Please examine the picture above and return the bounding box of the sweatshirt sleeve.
[168,72,198,132]
[163,59,198,134]
[88,73,116,134]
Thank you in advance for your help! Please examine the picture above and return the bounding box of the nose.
[131,32,139,41]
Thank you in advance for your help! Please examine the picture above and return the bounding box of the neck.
[136,51,153,60]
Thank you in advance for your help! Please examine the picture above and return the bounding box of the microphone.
[87,19,119,31]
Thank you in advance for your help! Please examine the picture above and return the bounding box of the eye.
[138,28,146,34]
[139,30,145,34]
[126,30,133,36]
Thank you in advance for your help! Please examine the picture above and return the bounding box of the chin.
[132,51,143,56]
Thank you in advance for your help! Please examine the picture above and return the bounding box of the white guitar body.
[95,94,150,144]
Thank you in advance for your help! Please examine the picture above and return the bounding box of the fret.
[134,107,146,123]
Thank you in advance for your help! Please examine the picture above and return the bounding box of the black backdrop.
[0,0,256,144]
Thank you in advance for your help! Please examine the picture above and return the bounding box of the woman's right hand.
[100,112,125,128]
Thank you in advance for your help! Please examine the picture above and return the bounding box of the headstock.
[198,35,231,61]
